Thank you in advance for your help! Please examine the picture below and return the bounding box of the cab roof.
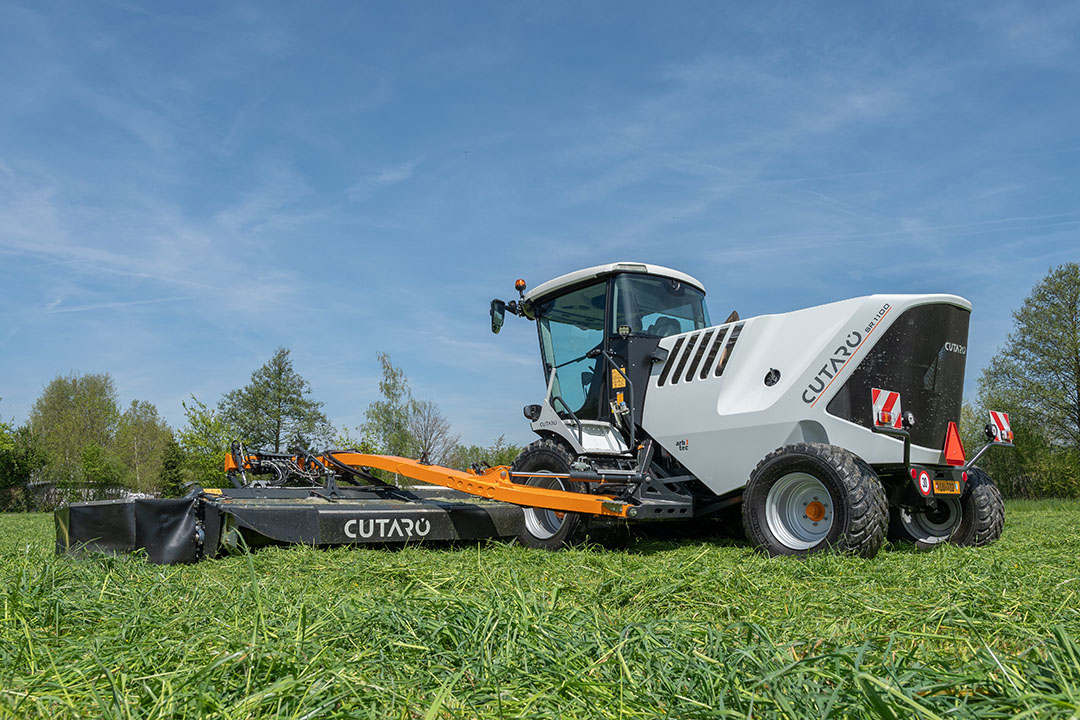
[522,262,706,303]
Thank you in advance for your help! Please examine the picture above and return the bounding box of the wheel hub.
[765,472,835,550]
[805,500,826,522]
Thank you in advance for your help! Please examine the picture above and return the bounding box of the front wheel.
[742,443,888,558]
[511,439,585,550]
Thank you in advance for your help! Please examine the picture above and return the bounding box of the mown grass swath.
[1,502,1079,718]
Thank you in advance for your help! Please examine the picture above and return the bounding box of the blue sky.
[1,1,1078,447]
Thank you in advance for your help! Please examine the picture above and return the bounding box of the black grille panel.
[669,332,701,385]
[715,323,744,377]
[655,323,745,386]
[685,329,715,382]
[656,336,685,387]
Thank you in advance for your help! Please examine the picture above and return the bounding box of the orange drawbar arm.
[226,452,632,519]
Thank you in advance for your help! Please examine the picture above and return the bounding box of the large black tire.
[888,498,963,550]
[742,443,888,559]
[510,439,586,550]
[950,467,1005,546]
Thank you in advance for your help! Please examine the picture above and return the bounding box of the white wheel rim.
[522,473,568,540]
[901,498,961,545]
[765,472,834,550]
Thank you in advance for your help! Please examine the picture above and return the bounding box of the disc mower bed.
[56,486,524,564]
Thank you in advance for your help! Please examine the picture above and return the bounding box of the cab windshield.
[612,274,709,336]
[535,281,606,420]
[534,273,710,421]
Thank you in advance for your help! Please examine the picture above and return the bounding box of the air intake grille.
[656,322,745,387]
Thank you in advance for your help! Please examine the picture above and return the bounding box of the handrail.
[550,394,585,446]
[596,350,636,450]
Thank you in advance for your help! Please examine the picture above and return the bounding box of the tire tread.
[743,443,888,558]
[511,438,582,550]
[952,467,1005,547]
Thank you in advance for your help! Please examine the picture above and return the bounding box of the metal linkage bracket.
[963,438,1015,470]
[226,449,635,518]
[871,425,912,468]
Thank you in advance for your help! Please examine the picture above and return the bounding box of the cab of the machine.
[491,262,711,453]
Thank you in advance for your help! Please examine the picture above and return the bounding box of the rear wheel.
[742,443,888,558]
[511,439,585,550]
[950,467,1005,547]
[889,498,962,549]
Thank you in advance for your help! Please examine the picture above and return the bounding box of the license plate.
[933,479,961,495]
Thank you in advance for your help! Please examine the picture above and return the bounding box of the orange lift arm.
[225,451,633,519]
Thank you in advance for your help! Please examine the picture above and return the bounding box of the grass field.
[1,502,1079,719]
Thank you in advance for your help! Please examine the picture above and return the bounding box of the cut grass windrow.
[0,501,1078,718]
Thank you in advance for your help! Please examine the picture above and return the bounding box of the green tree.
[177,396,237,488]
[448,435,522,470]
[159,438,188,498]
[333,425,381,454]
[114,400,174,493]
[976,262,1080,498]
[0,402,45,509]
[28,373,121,486]
[409,399,459,465]
[219,347,333,452]
[361,353,416,457]
[0,404,13,459]
[80,442,125,488]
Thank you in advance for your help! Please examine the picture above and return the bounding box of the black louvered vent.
[656,323,747,386]
[715,323,745,376]
[668,332,701,385]
[701,326,729,379]
[656,336,685,387]
[685,329,715,382]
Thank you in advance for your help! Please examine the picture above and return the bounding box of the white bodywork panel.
[530,373,629,455]
[640,293,971,497]
[524,262,705,304]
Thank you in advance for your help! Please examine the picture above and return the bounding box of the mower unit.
[56,480,524,564]
[57,261,1013,562]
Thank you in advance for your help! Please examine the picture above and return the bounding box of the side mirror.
[490,299,505,334]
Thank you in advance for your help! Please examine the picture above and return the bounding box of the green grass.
[1,501,1079,718]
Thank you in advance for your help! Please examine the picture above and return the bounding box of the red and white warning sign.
[988,411,1013,442]
[871,388,903,429]
[918,470,931,495]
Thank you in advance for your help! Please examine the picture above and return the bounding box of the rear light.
[988,411,1013,443]
[871,388,903,429]
[962,471,968,482]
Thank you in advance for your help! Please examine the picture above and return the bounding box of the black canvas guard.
[134,498,200,564]
[56,497,199,564]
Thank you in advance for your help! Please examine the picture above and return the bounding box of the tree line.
[962,262,1080,498]
[2,263,1078,509]
[0,350,519,510]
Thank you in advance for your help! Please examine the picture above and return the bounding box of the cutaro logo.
[344,517,432,539]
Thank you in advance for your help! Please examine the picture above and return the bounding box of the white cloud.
[346,160,420,202]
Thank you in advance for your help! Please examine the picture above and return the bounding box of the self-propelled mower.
[56,262,1012,562]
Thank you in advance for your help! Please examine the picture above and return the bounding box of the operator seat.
[646,316,682,337]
